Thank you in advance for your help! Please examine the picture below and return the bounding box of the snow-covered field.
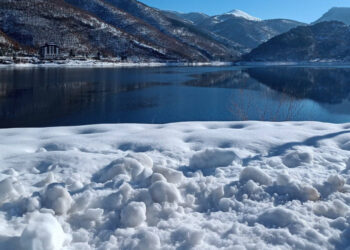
[1,121,350,250]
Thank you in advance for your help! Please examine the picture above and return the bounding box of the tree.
[69,49,75,57]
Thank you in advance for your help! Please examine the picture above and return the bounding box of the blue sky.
[139,0,350,23]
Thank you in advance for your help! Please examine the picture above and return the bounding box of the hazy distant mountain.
[314,7,350,25]
[165,9,305,51]
[244,21,350,62]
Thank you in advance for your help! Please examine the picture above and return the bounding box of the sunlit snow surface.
[1,121,350,249]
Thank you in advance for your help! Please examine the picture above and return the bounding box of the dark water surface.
[1,65,350,128]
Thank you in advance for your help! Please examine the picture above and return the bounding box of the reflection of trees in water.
[229,86,305,121]
[185,67,350,121]
[184,70,263,90]
[247,67,350,104]
[0,69,167,127]
[184,68,306,121]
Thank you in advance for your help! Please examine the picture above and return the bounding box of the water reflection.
[0,68,167,127]
[247,67,350,104]
[0,66,350,128]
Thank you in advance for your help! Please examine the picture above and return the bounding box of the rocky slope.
[100,0,241,59]
[243,21,350,62]
[65,0,240,61]
[0,0,173,60]
[0,0,240,61]
[0,30,20,56]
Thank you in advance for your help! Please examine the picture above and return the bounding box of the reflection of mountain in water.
[183,70,264,90]
[0,69,166,127]
[247,67,350,104]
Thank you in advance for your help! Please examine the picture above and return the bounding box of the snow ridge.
[225,9,261,21]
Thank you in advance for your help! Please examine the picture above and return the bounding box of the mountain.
[215,9,262,22]
[166,9,305,51]
[0,0,240,61]
[162,11,210,25]
[0,30,20,56]
[86,0,241,59]
[196,10,305,50]
[243,21,350,62]
[314,7,350,25]
[0,0,173,60]
[65,0,241,61]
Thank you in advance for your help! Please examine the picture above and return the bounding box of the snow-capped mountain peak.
[225,9,261,21]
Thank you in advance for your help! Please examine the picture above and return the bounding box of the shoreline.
[0,58,233,68]
[3,59,350,68]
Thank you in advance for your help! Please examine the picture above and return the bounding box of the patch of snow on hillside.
[226,9,261,21]
[0,121,350,249]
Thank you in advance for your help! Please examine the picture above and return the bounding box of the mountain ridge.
[243,21,350,62]
[314,7,350,25]
[0,0,240,61]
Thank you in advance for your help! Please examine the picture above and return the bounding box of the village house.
[39,43,60,59]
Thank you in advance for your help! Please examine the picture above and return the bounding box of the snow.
[1,121,350,249]
[226,9,261,22]
[20,212,66,250]
[0,59,233,68]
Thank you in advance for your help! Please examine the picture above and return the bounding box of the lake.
[1,65,350,128]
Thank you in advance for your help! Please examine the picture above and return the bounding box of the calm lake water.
[1,65,350,128]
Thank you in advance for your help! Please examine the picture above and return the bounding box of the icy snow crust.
[1,121,350,249]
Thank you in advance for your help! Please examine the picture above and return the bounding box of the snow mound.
[282,149,313,168]
[93,153,152,183]
[190,148,241,169]
[239,167,272,185]
[258,207,298,228]
[0,177,23,204]
[43,184,73,215]
[149,181,181,203]
[0,121,350,249]
[20,212,66,250]
[121,202,146,228]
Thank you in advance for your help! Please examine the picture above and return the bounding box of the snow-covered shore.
[0,58,232,68]
[1,121,350,249]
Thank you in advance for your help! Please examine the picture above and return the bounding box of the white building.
[39,43,60,59]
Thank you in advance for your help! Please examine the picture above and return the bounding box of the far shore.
[0,56,234,68]
[3,57,350,68]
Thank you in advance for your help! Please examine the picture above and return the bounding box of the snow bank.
[190,148,241,169]
[0,121,350,249]
[20,212,66,250]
